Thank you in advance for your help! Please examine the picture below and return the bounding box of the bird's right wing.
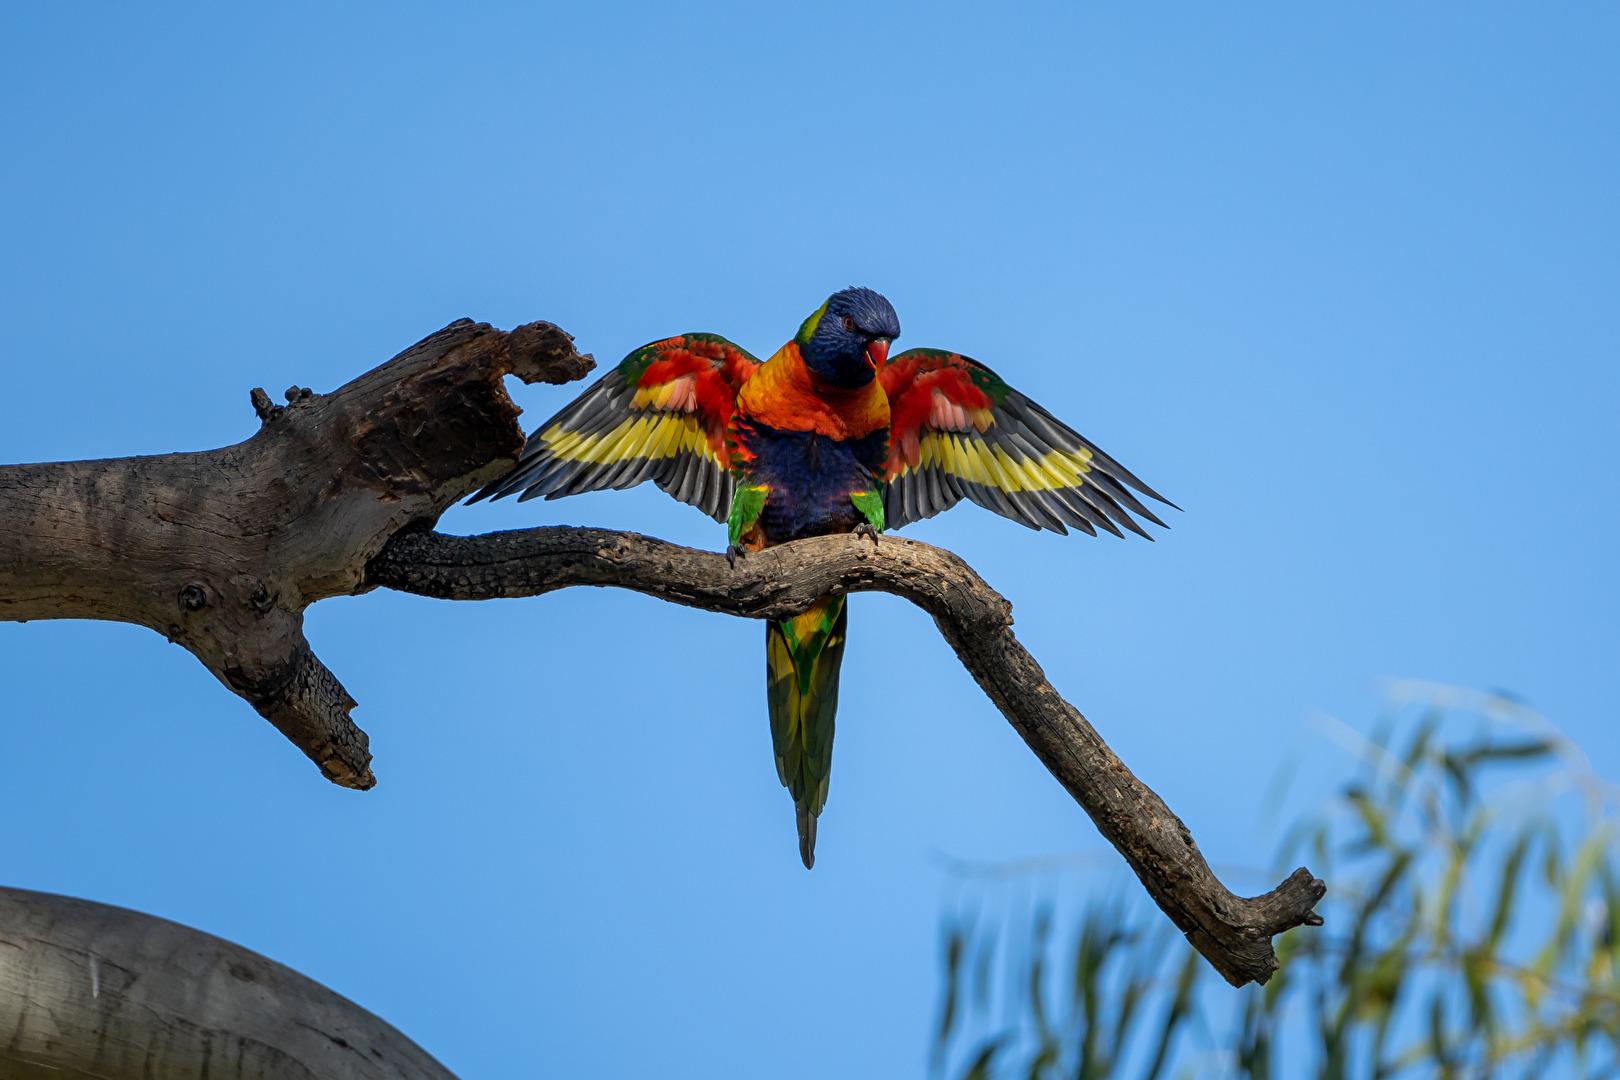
[470,333,760,522]
[878,348,1175,536]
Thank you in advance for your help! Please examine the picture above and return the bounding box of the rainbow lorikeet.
[473,288,1173,867]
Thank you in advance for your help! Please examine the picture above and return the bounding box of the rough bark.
[0,319,592,788]
[0,885,459,1080]
[0,318,1323,986]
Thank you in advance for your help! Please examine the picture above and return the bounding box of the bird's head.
[796,287,901,388]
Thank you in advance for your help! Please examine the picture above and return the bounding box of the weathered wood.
[0,319,592,788]
[0,886,459,1080]
[0,318,1323,985]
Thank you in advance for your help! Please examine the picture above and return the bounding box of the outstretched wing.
[878,348,1175,537]
[471,333,760,522]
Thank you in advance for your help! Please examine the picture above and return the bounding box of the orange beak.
[864,339,890,370]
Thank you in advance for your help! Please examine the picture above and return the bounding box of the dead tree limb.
[365,528,1325,986]
[0,318,1322,986]
[0,885,459,1080]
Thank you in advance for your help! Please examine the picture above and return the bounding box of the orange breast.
[737,342,890,439]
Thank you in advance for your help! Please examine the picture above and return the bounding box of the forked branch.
[0,318,1322,986]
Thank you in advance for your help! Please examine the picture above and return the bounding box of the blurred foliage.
[931,685,1619,1079]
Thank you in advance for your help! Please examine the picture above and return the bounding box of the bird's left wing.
[878,348,1175,536]
[471,333,760,522]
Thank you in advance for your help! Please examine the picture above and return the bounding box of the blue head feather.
[800,287,901,388]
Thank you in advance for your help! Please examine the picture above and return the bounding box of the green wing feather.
[765,595,848,869]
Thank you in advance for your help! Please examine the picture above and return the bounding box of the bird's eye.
[842,315,856,331]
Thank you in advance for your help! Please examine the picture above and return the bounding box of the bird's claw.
[853,522,880,547]
[726,543,748,569]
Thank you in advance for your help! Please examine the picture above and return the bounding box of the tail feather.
[765,595,848,869]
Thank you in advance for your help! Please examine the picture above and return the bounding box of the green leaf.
[956,1036,1009,1080]
[934,923,968,1059]
[1485,831,1531,952]
[1462,738,1557,763]
[1142,948,1199,1080]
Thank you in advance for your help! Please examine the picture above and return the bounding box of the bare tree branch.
[0,318,1323,985]
[0,885,459,1080]
[366,527,1325,987]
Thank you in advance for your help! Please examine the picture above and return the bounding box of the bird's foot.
[726,543,748,569]
[853,522,880,548]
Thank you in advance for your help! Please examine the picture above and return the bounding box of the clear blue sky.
[2,4,1616,1076]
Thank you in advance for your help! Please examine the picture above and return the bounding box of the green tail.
[765,594,848,869]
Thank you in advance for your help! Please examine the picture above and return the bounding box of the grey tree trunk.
[0,886,459,1080]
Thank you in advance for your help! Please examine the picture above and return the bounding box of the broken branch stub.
[0,318,593,788]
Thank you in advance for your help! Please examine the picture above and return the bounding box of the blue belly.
[736,421,888,544]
